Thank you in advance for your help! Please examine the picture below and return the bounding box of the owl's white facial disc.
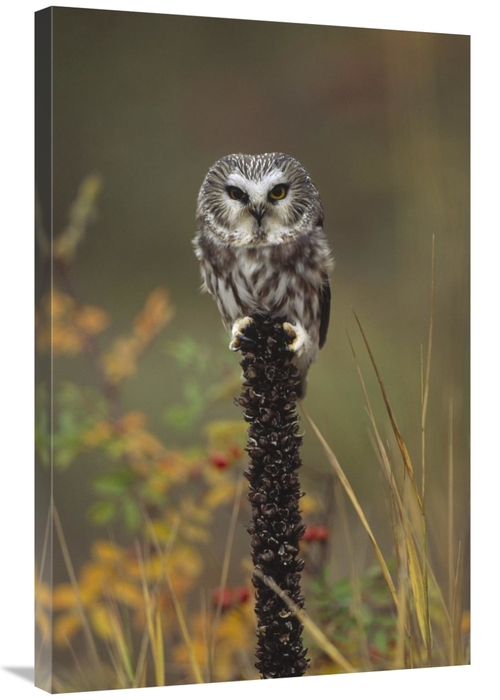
[223,168,294,246]
[196,153,324,248]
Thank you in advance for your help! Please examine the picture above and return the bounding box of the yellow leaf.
[123,558,142,580]
[123,428,164,459]
[53,612,82,645]
[299,493,323,516]
[166,546,204,590]
[52,583,78,610]
[148,474,168,496]
[36,608,51,641]
[143,557,164,582]
[80,174,102,201]
[91,540,126,565]
[35,579,52,608]
[182,523,211,544]
[148,519,172,543]
[90,603,115,640]
[80,561,108,588]
[113,580,143,608]
[179,497,212,525]
[461,610,470,635]
[205,420,248,451]
[51,290,75,318]
[172,638,207,670]
[218,608,251,644]
[203,480,237,510]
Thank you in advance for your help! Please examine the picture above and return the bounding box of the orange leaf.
[76,305,110,335]
[134,287,174,342]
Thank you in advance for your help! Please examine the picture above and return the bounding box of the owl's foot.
[283,321,309,357]
[229,316,255,351]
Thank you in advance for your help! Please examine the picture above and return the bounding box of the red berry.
[315,525,329,542]
[234,586,250,604]
[212,587,232,609]
[303,525,318,542]
[209,451,229,469]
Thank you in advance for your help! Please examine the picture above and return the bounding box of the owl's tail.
[297,372,308,400]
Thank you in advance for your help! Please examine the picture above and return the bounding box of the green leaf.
[359,604,374,626]
[166,337,208,371]
[332,578,353,607]
[54,445,79,469]
[89,501,117,525]
[165,404,199,430]
[94,469,134,496]
[139,483,166,506]
[122,498,142,532]
[373,629,388,654]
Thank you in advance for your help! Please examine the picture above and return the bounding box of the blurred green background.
[49,8,469,598]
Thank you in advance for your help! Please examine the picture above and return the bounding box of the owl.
[193,153,333,398]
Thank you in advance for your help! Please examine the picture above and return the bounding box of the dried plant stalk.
[237,315,309,678]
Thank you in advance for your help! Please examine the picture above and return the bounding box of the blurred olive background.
[49,8,469,598]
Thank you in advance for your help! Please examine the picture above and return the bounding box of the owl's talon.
[230,317,255,351]
[283,322,308,356]
[230,333,256,351]
[237,333,256,345]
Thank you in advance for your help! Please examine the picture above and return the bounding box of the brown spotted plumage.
[193,153,333,397]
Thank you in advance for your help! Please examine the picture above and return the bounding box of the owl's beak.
[248,204,266,226]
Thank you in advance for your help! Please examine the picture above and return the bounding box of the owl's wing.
[319,277,331,349]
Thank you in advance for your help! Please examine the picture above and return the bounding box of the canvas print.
[35,6,470,692]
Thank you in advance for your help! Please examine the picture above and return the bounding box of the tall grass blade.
[394,541,409,670]
[421,234,436,501]
[35,503,53,668]
[447,398,456,663]
[452,542,465,665]
[143,512,204,684]
[64,633,92,691]
[154,607,165,687]
[210,473,244,670]
[134,542,161,685]
[345,328,404,518]
[352,310,423,513]
[109,611,135,685]
[163,570,204,684]
[335,480,372,670]
[52,502,101,670]
[419,237,436,664]
[302,407,399,612]
[406,534,428,644]
[133,627,150,688]
[249,564,356,673]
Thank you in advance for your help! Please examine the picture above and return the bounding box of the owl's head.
[196,153,323,246]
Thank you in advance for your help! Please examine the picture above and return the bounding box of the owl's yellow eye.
[227,186,246,201]
[269,184,288,201]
